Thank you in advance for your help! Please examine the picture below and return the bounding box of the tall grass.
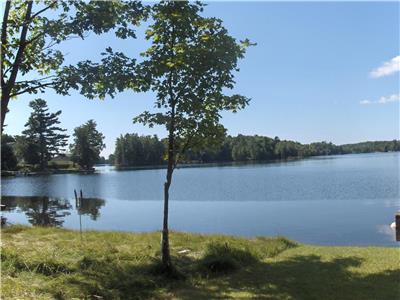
[1,225,398,300]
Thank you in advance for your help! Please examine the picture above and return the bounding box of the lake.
[1,152,399,246]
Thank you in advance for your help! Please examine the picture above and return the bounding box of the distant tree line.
[4,108,399,172]
[111,133,400,167]
[114,134,165,166]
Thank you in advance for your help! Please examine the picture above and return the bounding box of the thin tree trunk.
[1,0,11,133]
[1,1,33,132]
[1,93,9,133]
[1,1,11,77]
[161,11,177,271]
[162,166,172,269]
[161,121,175,270]
[161,89,177,270]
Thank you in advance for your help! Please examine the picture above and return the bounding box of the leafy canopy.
[1,0,146,99]
[70,120,105,169]
[133,1,254,161]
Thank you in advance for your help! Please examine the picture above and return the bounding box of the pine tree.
[22,99,69,169]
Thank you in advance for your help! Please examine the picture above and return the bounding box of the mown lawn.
[1,225,399,299]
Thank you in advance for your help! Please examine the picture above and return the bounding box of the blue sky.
[5,2,400,156]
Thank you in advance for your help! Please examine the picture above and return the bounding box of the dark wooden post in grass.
[396,213,400,242]
[74,189,83,241]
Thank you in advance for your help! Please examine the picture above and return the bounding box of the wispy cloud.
[378,94,400,104]
[359,100,372,105]
[370,56,400,78]
[360,94,400,105]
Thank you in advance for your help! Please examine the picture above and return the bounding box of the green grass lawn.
[1,225,399,299]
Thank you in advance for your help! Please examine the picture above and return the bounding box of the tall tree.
[22,99,68,169]
[70,120,105,170]
[133,1,253,271]
[1,0,146,131]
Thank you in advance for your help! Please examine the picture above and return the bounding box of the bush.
[200,242,258,274]
[48,160,74,169]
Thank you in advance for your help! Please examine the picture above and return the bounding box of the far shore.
[1,168,95,178]
[3,151,399,177]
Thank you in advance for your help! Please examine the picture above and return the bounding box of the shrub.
[200,242,258,274]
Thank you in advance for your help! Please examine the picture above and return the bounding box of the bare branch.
[10,80,56,97]
[2,65,13,78]
[29,1,57,21]
[14,75,56,85]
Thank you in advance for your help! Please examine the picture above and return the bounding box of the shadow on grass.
[2,232,398,300]
[175,255,400,300]
[45,254,400,300]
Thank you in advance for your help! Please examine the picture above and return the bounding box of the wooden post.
[79,190,83,241]
[79,212,83,242]
[396,213,400,242]
[74,189,78,208]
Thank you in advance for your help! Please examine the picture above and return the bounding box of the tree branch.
[5,0,33,94]
[23,31,45,46]
[29,1,57,21]
[15,75,56,85]
[1,0,11,86]
[10,80,56,97]
[173,130,196,171]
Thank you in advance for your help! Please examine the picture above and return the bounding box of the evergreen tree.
[70,120,105,170]
[22,99,68,169]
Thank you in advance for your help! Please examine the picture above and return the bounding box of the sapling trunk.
[161,106,175,271]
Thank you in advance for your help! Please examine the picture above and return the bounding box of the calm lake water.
[1,152,399,246]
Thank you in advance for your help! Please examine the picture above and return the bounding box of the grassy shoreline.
[1,225,399,299]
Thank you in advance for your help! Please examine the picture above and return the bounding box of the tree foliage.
[22,99,68,169]
[114,134,165,167]
[13,134,40,165]
[1,134,17,170]
[1,0,147,131]
[70,120,105,170]
[341,140,400,154]
[111,133,400,166]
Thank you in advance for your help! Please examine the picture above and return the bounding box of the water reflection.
[1,195,397,247]
[77,197,105,220]
[1,196,105,226]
